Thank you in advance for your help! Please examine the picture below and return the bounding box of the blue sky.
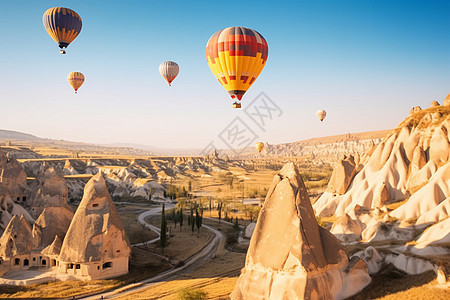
[0,0,449,150]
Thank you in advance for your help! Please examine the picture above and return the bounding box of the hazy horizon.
[1,0,449,150]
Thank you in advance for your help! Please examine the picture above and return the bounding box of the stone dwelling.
[0,172,130,281]
[0,215,35,276]
[57,173,130,280]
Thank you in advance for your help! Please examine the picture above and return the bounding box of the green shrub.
[178,288,208,300]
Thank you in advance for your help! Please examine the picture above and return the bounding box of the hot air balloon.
[316,110,327,122]
[159,61,179,86]
[43,7,82,54]
[206,27,268,108]
[67,72,85,93]
[255,142,264,153]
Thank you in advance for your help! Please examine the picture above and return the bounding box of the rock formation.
[27,166,71,218]
[32,207,74,251]
[313,104,449,281]
[430,100,440,107]
[326,155,358,194]
[41,235,63,256]
[330,214,363,243]
[444,94,450,106]
[231,163,371,300]
[0,149,28,203]
[314,105,450,219]
[409,106,422,115]
[58,172,130,280]
[0,215,32,258]
[0,184,34,235]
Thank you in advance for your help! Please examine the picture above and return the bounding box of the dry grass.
[349,271,450,300]
[115,251,246,300]
[119,211,159,244]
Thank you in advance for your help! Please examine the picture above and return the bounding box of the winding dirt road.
[81,204,223,300]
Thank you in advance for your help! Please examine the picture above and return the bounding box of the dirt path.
[131,203,175,247]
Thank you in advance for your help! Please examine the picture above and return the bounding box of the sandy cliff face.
[231,163,370,300]
[312,103,450,278]
[314,105,450,219]
[225,131,389,163]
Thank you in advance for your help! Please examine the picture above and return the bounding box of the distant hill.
[288,130,392,146]
[0,129,40,141]
[0,128,392,161]
[221,129,392,162]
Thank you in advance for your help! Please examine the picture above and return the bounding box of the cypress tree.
[160,203,167,253]
[172,209,177,228]
[179,207,183,231]
[191,207,195,234]
[217,201,223,222]
[196,208,201,234]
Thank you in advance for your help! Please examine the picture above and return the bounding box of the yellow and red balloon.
[206,27,268,107]
[67,72,85,93]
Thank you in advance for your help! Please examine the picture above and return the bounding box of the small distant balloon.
[206,27,268,108]
[43,7,82,54]
[255,142,264,153]
[316,110,327,122]
[159,61,179,86]
[67,72,85,93]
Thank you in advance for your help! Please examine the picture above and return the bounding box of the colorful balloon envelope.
[255,142,264,153]
[43,7,82,54]
[67,72,85,93]
[206,27,268,108]
[159,61,179,86]
[316,110,327,122]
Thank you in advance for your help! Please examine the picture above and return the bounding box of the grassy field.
[117,251,245,300]
[145,212,214,262]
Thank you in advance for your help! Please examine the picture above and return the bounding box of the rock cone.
[231,163,370,300]
[59,172,130,264]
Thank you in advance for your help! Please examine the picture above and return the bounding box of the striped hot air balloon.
[43,7,82,54]
[159,61,179,86]
[67,72,85,93]
[206,27,268,108]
